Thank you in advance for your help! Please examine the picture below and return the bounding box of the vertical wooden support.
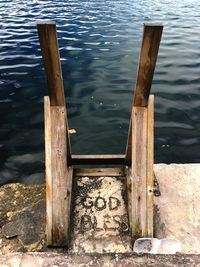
[44,96,52,245]
[147,95,154,237]
[37,21,71,162]
[127,95,154,240]
[37,22,65,106]
[51,105,72,246]
[44,96,73,246]
[125,24,163,165]
[38,22,73,246]
[131,106,148,238]
[126,24,163,242]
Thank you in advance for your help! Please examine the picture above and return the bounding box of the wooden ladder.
[37,21,163,247]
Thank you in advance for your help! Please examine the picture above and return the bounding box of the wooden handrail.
[37,21,65,106]
[125,24,163,165]
[133,23,163,107]
[37,21,72,163]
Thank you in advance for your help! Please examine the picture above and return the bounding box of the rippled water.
[1,0,200,184]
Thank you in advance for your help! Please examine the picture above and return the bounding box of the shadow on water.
[1,0,200,184]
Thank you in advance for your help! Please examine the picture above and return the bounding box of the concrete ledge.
[1,252,200,267]
[133,238,181,254]
[154,164,200,254]
[0,164,200,254]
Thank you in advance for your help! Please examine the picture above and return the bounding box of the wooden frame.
[125,24,163,241]
[38,21,162,247]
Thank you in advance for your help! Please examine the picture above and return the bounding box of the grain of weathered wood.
[125,24,162,164]
[50,106,72,246]
[126,166,132,240]
[38,21,72,163]
[147,95,154,237]
[74,168,124,177]
[66,166,73,239]
[71,154,125,165]
[133,24,163,107]
[131,106,148,239]
[37,22,65,106]
[44,96,52,245]
[125,122,132,165]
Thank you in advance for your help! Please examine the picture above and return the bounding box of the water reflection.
[1,0,200,184]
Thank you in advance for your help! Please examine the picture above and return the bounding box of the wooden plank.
[125,122,132,165]
[38,22,72,163]
[126,166,132,240]
[66,166,73,238]
[125,23,162,164]
[126,97,154,242]
[50,106,72,246]
[37,21,65,106]
[71,154,125,165]
[44,96,52,245]
[133,24,163,107]
[147,95,154,237]
[74,168,124,177]
[131,106,148,239]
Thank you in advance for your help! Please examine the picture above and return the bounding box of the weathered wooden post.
[37,21,72,246]
[125,24,163,241]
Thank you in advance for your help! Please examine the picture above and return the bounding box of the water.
[1,0,200,185]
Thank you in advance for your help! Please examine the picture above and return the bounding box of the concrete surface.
[0,184,45,253]
[0,164,200,255]
[1,252,200,267]
[70,175,132,253]
[154,164,200,254]
[133,238,181,254]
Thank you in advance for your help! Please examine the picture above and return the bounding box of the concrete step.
[0,252,200,267]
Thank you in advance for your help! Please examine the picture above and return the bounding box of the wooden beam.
[133,23,163,107]
[37,21,65,106]
[71,154,125,165]
[125,122,132,166]
[147,95,154,237]
[44,96,72,246]
[125,23,162,165]
[38,21,72,163]
[126,166,132,240]
[130,106,148,239]
[44,96,52,245]
[126,95,154,242]
[51,105,72,246]
[74,168,124,177]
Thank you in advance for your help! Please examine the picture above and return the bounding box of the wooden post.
[130,106,148,238]
[126,24,163,242]
[125,24,163,165]
[44,96,73,246]
[44,96,52,245]
[38,22,73,246]
[147,95,154,237]
[127,95,154,240]
[37,22,65,106]
[37,21,71,163]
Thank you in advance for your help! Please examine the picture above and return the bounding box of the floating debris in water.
[68,129,77,134]
[161,144,170,148]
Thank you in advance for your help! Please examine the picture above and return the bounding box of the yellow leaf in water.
[68,129,77,134]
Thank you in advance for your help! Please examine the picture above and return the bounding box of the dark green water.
[1,0,200,184]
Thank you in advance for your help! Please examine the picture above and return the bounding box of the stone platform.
[1,252,200,267]
[0,164,200,256]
